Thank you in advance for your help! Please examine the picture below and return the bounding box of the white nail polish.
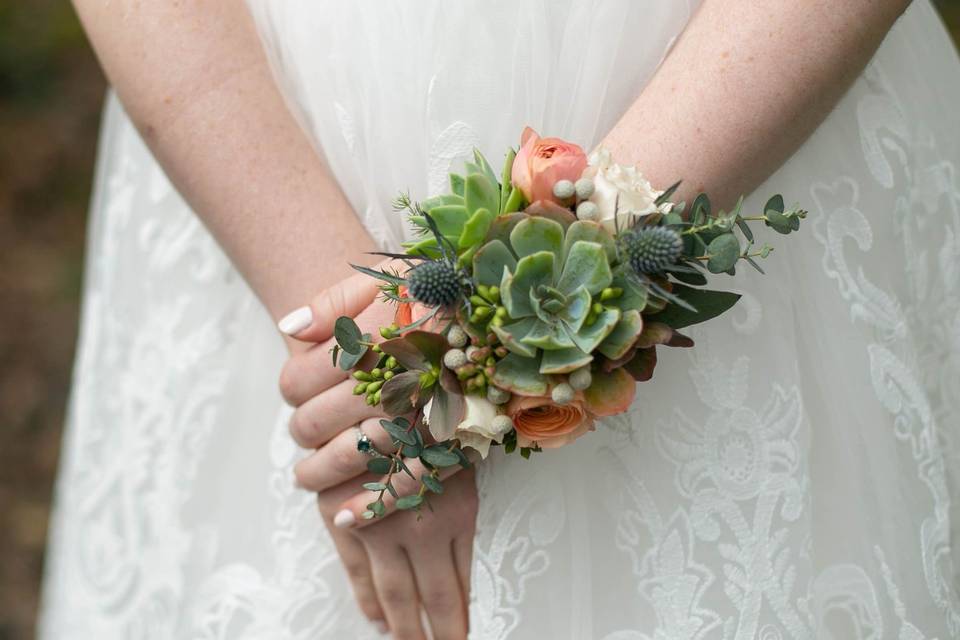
[333,509,356,528]
[373,620,389,635]
[278,306,312,336]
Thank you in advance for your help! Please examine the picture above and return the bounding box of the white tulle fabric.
[40,1,960,638]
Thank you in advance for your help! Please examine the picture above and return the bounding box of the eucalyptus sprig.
[332,316,472,518]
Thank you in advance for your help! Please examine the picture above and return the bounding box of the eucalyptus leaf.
[396,495,425,510]
[362,482,387,492]
[338,346,367,371]
[765,210,793,235]
[420,446,461,467]
[380,418,417,446]
[334,316,364,354]
[366,457,392,475]
[421,474,444,494]
[706,233,740,273]
[764,194,785,214]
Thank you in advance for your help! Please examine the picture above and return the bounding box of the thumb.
[277,266,386,343]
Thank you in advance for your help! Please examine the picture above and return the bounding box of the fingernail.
[373,620,389,634]
[333,509,356,528]
[278,306,312,336]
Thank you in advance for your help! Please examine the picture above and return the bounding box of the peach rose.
[511,127,588,205]
[507,393,594,449]
[394,285,433,331]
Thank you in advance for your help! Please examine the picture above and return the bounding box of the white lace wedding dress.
[40,1,960,638]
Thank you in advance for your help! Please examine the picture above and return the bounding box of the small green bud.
[486,286,501,304]
[494,346,508,358]
[491,316,505,327]
[385,356,398,369]
[370,367,383,378]
[366,380,384,393]
[372,390,381,405]
[353,383,369,395]
[592,302,604,315]
[383,370,394,381]
[366,393,378,406]
[474,306,492,320]
[495,306,508,318]
[600,287,623,302]
[379,326,397,339]
[470,295,488,307]
[372,344,382,353]
[353,371,373,382]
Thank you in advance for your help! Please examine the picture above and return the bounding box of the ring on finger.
[353,424,385,458]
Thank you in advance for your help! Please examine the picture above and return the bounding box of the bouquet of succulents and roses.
[332,127,805,518]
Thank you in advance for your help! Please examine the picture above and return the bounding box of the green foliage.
[648,284,741,329]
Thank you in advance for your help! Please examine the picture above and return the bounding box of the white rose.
[585,146,664,234]
[454,395,510,459]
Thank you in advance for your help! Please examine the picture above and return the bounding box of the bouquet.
[332,127,805,518]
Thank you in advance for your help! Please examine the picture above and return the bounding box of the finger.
[279,299,398,406]
[321,510,387,627]
[331,457,467,530]
[406,541,467,640]
[288,379,386,448]
[276,263,387,342]
[294,417,395,492]
[452,535,473,603]
[366,543,427,640]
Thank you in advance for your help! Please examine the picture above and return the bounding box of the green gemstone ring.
[353,425,383,458]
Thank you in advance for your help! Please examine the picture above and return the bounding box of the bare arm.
[71,1,376,324]
[604,0,912,208]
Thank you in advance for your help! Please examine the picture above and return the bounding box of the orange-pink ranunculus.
[507,393,594,449]
[395,285,433,332]
[511,127,588,205]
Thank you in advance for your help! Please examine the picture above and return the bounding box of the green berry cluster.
[352,346,401,405]
[468,284,509,328]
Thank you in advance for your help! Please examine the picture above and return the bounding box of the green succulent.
[470,216,648,393]
[402,148,524,260]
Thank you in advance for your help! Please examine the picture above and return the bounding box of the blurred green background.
[0,1,958,639]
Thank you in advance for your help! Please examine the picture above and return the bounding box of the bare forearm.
[604,0,912,207]
[72,1,375,320]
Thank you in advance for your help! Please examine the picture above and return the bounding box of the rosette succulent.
[471,215,648,395]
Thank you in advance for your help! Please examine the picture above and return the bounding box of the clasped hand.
[277,267,476,640]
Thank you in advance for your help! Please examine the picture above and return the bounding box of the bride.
[40,1,960,638]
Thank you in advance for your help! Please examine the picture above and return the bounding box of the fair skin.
[72,0,911,638]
